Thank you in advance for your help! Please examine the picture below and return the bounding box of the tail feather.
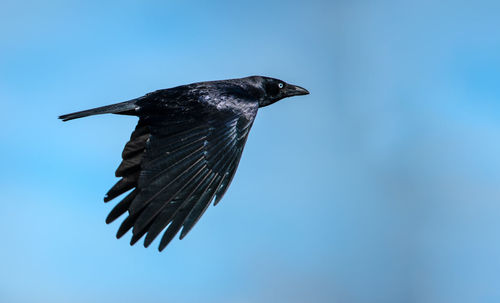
[59,100,138,121]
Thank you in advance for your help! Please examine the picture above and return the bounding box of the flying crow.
[59,76,309,251]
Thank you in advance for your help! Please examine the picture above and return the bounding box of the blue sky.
[1,1,500,302]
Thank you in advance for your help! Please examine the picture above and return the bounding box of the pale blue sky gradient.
[1,1,500,303]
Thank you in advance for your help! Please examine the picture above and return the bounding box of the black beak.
[285,84,310,97]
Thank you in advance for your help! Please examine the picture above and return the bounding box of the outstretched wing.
[104,102,256,251]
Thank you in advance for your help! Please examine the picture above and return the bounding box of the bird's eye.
[278,83,284,89]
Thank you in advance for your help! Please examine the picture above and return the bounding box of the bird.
[59,75,309,251]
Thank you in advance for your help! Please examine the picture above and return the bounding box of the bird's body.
[60,76,308,251]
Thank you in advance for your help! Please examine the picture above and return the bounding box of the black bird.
[60,76,309,251]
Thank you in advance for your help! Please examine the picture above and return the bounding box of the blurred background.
[1,0,500,302]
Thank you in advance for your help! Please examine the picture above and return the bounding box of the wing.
[104,101,257,251]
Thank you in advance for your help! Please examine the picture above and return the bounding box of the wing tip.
[158,242,167,252]
[179,229,189,240]
[105,215,114,224]
[130,235,141,246]
[213,195,223,206]
[144,238,153,248]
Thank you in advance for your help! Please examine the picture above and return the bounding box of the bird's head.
[249,76,309,107]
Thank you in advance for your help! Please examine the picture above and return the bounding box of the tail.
[59,99,138,122]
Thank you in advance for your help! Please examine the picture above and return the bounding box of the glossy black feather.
[162,173,220,249]
[106,189,138,224]
[104,173,138,202]
[132,160,207,235]
[143,171,212,248]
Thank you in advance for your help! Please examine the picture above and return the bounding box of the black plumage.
[59,76,309,251]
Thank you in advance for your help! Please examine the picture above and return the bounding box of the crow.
[59,76,309,251]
